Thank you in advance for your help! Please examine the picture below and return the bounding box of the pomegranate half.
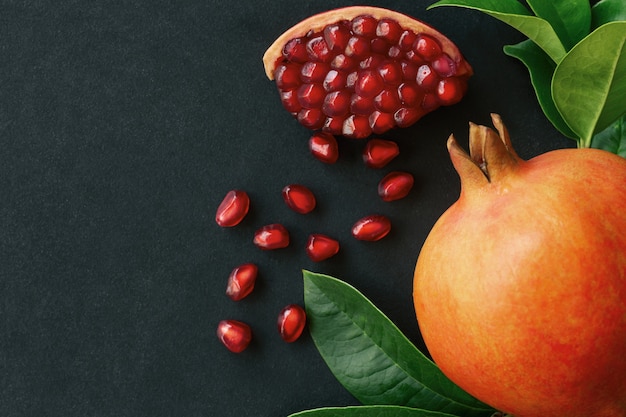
[413,114,626,417]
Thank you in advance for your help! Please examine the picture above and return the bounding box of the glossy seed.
[277,304,307,343]
[215,190,250,227]
[378,171,414,201]
[362,138,399,168]
[351,214,392,241]
[226,263,258,301]
[253,223,290,250]
[217,319,252,353]
[309,132,339,163]
[282,184,316,214]
[306,234,340,262]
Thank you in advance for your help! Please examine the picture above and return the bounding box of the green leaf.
[591,0,626,30]
[288,405,464,417]
[525,0,591,49]
[504,40,577,139]
[303,271,495,417]
[590,115,626,157]
[428,0,567,62]
[552,21,626,146]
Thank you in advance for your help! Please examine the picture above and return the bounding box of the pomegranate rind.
[262,6,472,80]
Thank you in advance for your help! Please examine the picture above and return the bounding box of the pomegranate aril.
[437,77,465,105]
[215,190,250,227]
[376,18,402,43]
[323,117,345,135]
[387,45,401,59]
[378,61,403,85]
[378,171,415,201]
[277,304,307,343]
[345,36,370,58]
[282,184,316,214]
[395,107,424,128]
[217,320,252,353]
[330,54,357,71]
[253,223,290,250]
[283,38,309,63]
[370,37,390,55]
[323,90,350,117]
[416,64,439,91]
[306,36,331,62]
[360,54,385,70]
[343,114,371,139]
[297,108,325,129]
[351,14,378,37]
[226,263,258,301]
[350,94,375,116]
[398,82,423,106]
[306,234,340,262]
[298,83,325,108]
[309,132,339,163]
[280,89,301,113]
[363,138,399,168]
[323,70,347,92]
[369,111,396,134]
[275,63,302,89]
[323,23,351,52]
[300,61,329,83]
[355,70,384,98]
[352,214,392,241]
[432,54,456,77]
[374,89,401,113]
[398,30,417,51]
[401,61,419,80]
[414,34,442,60]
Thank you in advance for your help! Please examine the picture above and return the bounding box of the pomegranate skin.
[413,115,626,417]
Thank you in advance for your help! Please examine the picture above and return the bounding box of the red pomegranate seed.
[282,184,316,214]
[217,320,252,353]
[351,214,392,241]
[264,9,473,138]
[226,263,258,301]
[277,304,307,343]
[363,138,399,168]
[253,223,290,250]
[215,190,250,227]
[437,77,465,105]
[309,132,339,163]
[378,171,415,201]
[306,234,340,261]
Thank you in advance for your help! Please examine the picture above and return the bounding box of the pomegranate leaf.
[525,0,591,49]
[590,115,626,158]
[428,0,567,62]
[302,271,495,417]
[503,39,577,139]
[288,405,464,417]
[592,0,626,29]
[552,21,626,146]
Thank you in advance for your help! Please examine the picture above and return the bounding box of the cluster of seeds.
[272,14,470,138]
[215,132,414,353]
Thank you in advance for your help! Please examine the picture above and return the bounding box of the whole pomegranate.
[413,114,626,417]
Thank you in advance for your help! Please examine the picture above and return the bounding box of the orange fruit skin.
[414,124,626,417]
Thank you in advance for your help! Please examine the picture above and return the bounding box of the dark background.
[1,1,572,416]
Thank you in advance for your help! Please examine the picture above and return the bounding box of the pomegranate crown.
[447,114,522,187]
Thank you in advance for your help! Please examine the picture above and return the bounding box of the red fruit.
[253,223,290,250]
[363,138,399,168]
[306,234,340,262]
[282,184,316,214]
[378,171,414,201]
[215,190,250,227]
[226,263,258,301]
[309,132,339,163]
[351,214,391,241]
[277,304,307,343]
[263,6,472,138]
[217,320,252,353]
[414,114,626,417]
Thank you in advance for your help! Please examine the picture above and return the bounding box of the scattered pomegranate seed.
[226,263,258,301]
[282,184,316,214]
[253,223,290,250]
[306,234,340,262]
[352,214,392,241]
[277,304,307,343]
[363,138,400,168]
[378,171,414,201]
[264,8,473,138]
[215,190,250,227]
[309,132,339,163]
[217,319,252,353]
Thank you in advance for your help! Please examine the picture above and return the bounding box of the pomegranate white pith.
[263,7,473,138]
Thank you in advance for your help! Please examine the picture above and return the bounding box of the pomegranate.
[413,114,626,417]
[277,304,307,343]
[306,233,340,262]
[217,320,252,353]
[362,138,399,168]
[215,190,250,227]
[263,6,472,138]
[309,131,339,163]
[226,263,258,301]
[253,223,290,250]
[282,184,316,214]
[351,214,391,241]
